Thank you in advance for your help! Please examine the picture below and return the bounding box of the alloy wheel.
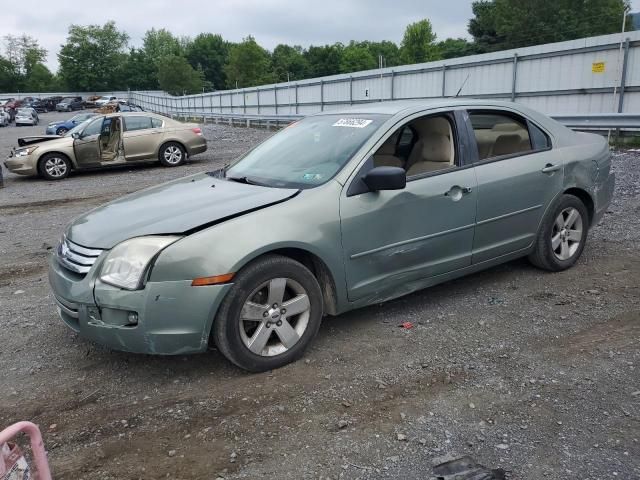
[163,145,183,164]
[44,157,68,178]
[551,207,583,261]
[238,277,311,357]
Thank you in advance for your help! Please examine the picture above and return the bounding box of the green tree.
[121,47,157,90]
[304,44,343,77]
[340,41,377,73]
[58,22,129,91]
[3,34,47,75]
[468,1,502,52]
[0,55,18,92]
[157,54,203,95]
[364,40,401,67]
[185,33,230,89]
[271,44,308,82]
[400,19,439,64]
[470,0,630,51]
[23,63,55,91]
[224,36,273,88]
[436,38,479,59]
[142,28,183,65]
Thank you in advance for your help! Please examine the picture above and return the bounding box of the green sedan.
[48,99,615,371]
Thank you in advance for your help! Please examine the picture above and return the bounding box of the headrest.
[493,134,522,156]
[421,133,451,163]
[492,122,522,132]
[377,133,398,155]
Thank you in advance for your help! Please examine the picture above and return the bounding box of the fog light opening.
[127,312,139,326]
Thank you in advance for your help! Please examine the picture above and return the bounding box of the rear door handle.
[541,163,561,174]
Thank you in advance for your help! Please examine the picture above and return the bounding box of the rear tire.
[528,194,589,271]
[56,127,68,136]
[212,255,324,372]
[38,153,71,180]
[159,142,186,167]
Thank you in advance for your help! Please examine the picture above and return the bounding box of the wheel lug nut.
[276,320,282,327]
[273,303,278,308]
[266,322,271,328]
[263,311,269,317]
[281,309,286,314]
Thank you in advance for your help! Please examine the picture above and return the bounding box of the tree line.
[0,0,631,95]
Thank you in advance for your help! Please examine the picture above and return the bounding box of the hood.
[18,135,69,147]
[66,173,299,249]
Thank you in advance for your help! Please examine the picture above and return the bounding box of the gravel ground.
[0,111,638,480]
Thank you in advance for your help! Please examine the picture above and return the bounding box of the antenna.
[455,74,471,98]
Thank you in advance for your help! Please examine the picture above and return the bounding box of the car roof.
[311,98,538,117]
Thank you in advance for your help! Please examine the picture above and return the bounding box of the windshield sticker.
[302,173,323,181]
[332,118,373,128]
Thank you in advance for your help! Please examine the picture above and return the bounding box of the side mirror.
[362,166,406,192]
[71,132,80,139]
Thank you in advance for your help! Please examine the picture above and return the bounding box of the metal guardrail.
[551,113,640,130]
[164,110,640,131]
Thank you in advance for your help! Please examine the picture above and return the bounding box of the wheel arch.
[158,139,188,158]
[563,187,594,226]
[237,247,339,316]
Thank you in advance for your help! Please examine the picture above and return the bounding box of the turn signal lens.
[192,127,202,136]
[191,273,235,286]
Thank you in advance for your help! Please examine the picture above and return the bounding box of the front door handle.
[445,185,473,200]
[541,163,561,174]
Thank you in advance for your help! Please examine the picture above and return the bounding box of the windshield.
[226,114,388,189]
[64,117,98,137]
[16,109,31,115]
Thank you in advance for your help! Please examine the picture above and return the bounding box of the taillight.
[192,127,202,136]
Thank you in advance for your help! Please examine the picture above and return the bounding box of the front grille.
[58,236,104,274]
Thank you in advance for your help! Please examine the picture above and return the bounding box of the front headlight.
[100,236,180,290]
[15,146,38,157]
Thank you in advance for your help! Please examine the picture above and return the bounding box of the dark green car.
[48,100,615,371]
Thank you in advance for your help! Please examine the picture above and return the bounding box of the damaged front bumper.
[48,249,230,355]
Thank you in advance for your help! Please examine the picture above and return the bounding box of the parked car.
[5,112,206,179]
[56,97,83,112]
[1,98,18,122]
[41,99,615,372]
[28,99,49,113]
[94,96,117,107]
[0,109,9,127]
[14,107,39,126]
[83,95,102,108]
[45,112,98,136]
[44,96,64,111]
[95,101,143,114]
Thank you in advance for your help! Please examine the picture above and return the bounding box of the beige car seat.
[373,133,403,168]
[405,117,454,176]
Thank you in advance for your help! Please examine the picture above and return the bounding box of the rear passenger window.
[124,116,153,131]
[151,118,163,128]
[469,112,531,160]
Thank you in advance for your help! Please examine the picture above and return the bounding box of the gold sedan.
[4,112,207,180]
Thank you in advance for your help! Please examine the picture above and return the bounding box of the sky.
[3,0,640,73]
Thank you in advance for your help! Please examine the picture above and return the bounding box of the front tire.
[212,255,324,372]
[38,153,71,180]
[56,127,68,136]
[528,194,589,271]
[159,142,186,167]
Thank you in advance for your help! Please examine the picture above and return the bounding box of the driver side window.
[82,118,103,137]
[371,114,457,179]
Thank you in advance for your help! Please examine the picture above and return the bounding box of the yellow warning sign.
[592,62,605,73]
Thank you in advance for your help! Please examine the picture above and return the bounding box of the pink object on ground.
[0,422,51,480]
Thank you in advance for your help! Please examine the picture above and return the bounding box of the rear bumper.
[48,250,230,355]
[187,141,207,157]
[593,172,615,225]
